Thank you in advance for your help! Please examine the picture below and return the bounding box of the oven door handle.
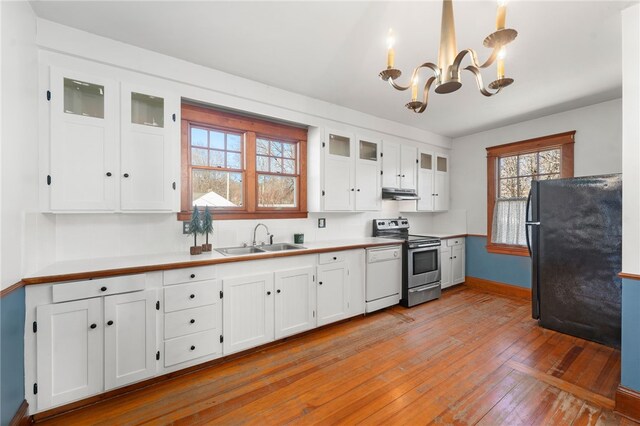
[409,282,441,293]
[411,244,440,249]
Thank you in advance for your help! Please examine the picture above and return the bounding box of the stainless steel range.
[373,218,442,307]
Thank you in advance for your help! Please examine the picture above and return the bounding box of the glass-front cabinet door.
[417,151,435,211]
[434,154,449,211]
[355,137,381,211]
[323,129,355,211]
[120,84,178,211]
[49,67,117,211]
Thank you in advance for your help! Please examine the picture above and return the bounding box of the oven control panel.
[374,218,410,230]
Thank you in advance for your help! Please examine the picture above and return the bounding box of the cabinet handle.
[267,291,271,295]
[106,172,112,177]
[190,345,196,351]
[319,282,323,285]
[333,257,337,260]
[123,173,130,178]
[397,174,401,177]
[190,319,195,324]
[189,294,195,299]
[100,286,107,292]
[277,289,281,294]
[454,256,457,259]
[357,189,361,192]
[401,174,406,177]
[90,323,97,329]
[190,274,196,279]
[107,320,114,326]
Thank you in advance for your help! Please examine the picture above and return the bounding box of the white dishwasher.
[365,245,402,313]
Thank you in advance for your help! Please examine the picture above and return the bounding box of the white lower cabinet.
[36,298,104,410]
[317,260,349,326]
[104,289,157,390]
[441,238,465,289]
[274,267,316,339]
[222,273,275,355]
[35,288,158,410]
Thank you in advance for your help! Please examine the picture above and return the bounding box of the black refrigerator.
[526,174,622,348]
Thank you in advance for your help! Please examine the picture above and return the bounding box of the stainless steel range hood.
[382,188,421,201]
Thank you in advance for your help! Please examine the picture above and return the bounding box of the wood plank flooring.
[36,286,638,425]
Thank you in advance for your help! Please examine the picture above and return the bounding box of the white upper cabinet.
[355,136,382,211]
[382,141,417,190]
[416,151,449,212]
[307,127,383,212]
[49,67,118,211]
[45,65,179,212]
[323,130,355,211]
[434,154,450,211]
[120,85,178,211]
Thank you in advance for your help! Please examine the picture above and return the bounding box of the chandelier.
[379,0,517,113]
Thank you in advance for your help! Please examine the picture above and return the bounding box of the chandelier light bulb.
[387,28,395,49]
[386,29,396,68]
[497,0,508,7]
[498,47,507,59]
[411,75,419,101]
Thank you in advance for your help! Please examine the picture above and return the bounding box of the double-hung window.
[180,103,307,220]
[486,131,575,256]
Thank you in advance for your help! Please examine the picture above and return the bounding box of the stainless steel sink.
[259,243,306,252]
[216,246,266,256]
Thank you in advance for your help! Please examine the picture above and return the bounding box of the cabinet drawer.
[446,238,465,247]
[164,329,220,367]
[164,280,219,313]
[52,274,146,303]
[318,252,346,265]
[164,304,219,340]
[164,266,216,286]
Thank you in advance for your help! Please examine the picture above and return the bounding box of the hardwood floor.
[36,286,638,425]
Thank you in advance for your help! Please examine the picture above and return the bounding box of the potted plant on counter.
[189,206,203,255]
[201,206,213,252]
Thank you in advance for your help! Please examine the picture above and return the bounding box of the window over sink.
[179,103,308,220]
[486,131,575,256]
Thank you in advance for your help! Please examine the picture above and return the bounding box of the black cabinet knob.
[190,345,196,351]
[107,320,113,326]
[357,189,361,192]
[106,172,112,177]
[277,289,281,294]
[123,173,130,178]
[267,291,271,295]
[90,323,97,329]
[332,257,337,260]
[190,319,195,324]
[319,282,323,285]
[189,294,195,299]
[190,274,195,279]
[402,174,406,177]
[351,188,355,191]
[100,286,107,292]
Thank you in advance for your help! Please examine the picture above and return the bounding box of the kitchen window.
[180,103,307,220]
[486,131,575,256]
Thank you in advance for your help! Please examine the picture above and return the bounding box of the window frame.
[486,131,575,256]
[179,103,308,220]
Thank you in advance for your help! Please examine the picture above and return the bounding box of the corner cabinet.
[417,152,450,212]
[43,66,180,213]
[440,238,465,289]
[33,278,158,411]
[308,128,381,212]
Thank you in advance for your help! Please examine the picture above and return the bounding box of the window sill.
[486,243,530,257]
[176,211,308,221]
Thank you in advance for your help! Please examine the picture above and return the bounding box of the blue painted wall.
[622,277,640,391]
[1,287,25,426]
[465,235,531,288]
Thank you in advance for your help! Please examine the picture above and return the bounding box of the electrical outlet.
[318,218,326,228]
[182,221,191,234]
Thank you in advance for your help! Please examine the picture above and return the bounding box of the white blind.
[491,199,527,246]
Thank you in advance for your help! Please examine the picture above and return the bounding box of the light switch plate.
[318,218,326,228]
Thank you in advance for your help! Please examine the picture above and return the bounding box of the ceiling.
[30,1,632,138]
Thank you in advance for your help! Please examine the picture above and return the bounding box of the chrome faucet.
[252,223,272,246]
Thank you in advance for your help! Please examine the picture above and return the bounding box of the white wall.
[450,99,623,235]
[23,19,449,266]
[1,2,38,290]
[622,4,640,274]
